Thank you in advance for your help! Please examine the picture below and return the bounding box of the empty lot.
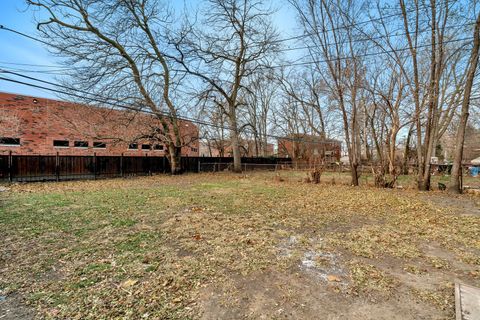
[1,172,479,319]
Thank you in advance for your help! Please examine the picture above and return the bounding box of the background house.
[439,125,480,162]
[277,134,341,164]
[0,92,199,156]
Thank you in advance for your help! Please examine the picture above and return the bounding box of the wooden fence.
[0,153,292,182]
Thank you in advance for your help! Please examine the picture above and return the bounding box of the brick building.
[277,134,341,163]
[0,92,199,156]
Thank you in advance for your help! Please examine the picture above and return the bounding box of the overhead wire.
[0,71,342,145]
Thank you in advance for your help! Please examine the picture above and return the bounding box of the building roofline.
[0,91,198,128]
[276,134,341,143]
[0,90,68,104]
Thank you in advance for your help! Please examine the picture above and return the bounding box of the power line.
[261,36,473,70]
[252,1,452,47]
[2,4,473,61]
[277,21,472,54]
[0,66,74,74]
[1,23,473,73]
[0,61,72,68]
[0,71,341,145]
[1,6,428,50]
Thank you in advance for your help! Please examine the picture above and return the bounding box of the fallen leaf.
[327,275,341,282]
[122,279,138,288]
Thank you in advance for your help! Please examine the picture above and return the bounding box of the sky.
[0,0,298,99]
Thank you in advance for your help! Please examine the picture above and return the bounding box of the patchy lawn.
[0,172,479,319]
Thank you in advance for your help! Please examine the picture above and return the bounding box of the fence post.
[8,150,12,182]
[146,153,152,176]
[93,152,97,180]
[460,164,463,192]
[55,152,60,182]
[197,159,201,173]
[120,153,124,177]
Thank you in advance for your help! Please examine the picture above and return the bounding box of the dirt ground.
[0,171,479,319]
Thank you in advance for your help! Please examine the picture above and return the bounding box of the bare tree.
[244,71,277,156]
[449,12,480,193]
[27,0,189,174]
[278,69,331,137]
[173,0,278,172]
[198,103,230,157]
[366,60,408,178]
[289,0,367,186]
[273,95,305,158]
[363,0,466,190]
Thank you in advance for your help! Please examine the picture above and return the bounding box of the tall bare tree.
[449,12,480,193]
[244,72,277,156]
[365,60,407,179]
[27,0,190,173]
[173,0,278,172]
[289,0,367,186]
[363,0,465,190]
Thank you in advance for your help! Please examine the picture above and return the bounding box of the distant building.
[0,92,199,156]
[277,134,341,163]
[199,138,274,157]
[199,140,222,157]
[440,125,480,162]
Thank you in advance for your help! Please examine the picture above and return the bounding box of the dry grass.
[0,171,479,319]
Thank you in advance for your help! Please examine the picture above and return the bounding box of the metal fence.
[0,153,292,182]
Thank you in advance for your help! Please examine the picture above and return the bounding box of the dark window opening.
[74,141,88,148]
[93,141,106,148]
[141,144,151,150]
[128,143,138,150]
[53,140,69,147]
[191,147,197,152]
[0,137,20,146]
[153,144,164,151]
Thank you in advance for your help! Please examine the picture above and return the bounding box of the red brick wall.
[277,136,341,162]
[0,92,199,156]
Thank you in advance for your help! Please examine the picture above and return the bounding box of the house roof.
[277,133,341,144]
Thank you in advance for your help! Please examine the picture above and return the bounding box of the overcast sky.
[0,0,297,99]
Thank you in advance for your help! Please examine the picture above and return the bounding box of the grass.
[0,171,479,319]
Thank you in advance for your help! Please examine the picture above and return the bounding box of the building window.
[153,144,164,151]
[53,140,69,148]
[93,141,106,149]
[0,137,20,146]
[141,144,151,150]
[191,147,197,152]
[74,141,89,148]
[128,143,138,150]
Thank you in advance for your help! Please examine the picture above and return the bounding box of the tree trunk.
[168,143,182,175]
[402,126,413,175]
[229,111,242,173]
[449,13,480,193]
[351,161,359,186]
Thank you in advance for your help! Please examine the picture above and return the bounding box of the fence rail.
[0,152,292,182]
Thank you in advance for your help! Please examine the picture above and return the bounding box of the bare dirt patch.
[198,268,444,320]
[420,192,480,217]
[0,293,34,320]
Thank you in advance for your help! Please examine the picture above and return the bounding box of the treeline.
[25,0,480,192]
